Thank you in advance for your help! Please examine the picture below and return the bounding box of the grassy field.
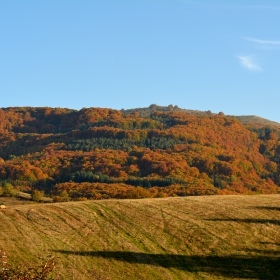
[1,194,280,279]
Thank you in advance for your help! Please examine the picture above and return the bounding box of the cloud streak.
[246,37,280,50]
[237,55,262,71]
[246,38,280,45]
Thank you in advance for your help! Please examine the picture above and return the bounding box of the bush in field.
[1,183,16,197]
[31,190,45,202]
[0,249,58,280]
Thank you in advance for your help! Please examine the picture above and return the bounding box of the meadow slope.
[1,195,280,279]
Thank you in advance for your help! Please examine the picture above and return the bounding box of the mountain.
[234,115,280,127]
[0,105,279,201]
[124,105,280,127]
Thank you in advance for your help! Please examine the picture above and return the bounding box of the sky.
[1,0,280,122]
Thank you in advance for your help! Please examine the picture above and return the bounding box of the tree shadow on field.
[260,242,280,247]
[206,218,280,225]
[247,206,280,212]
[53,250,280,279]
[245,248,280,255]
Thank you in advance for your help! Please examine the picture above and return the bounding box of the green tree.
[2,183,16,197]
[60,190,70,202]
[31,190,44,202]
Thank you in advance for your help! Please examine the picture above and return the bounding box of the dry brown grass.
[0,197,36,206]
[1,195,280,279]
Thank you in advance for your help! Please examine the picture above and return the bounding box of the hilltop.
[0,105,280,201]
[123,105,280,127]
[1,195,280,279]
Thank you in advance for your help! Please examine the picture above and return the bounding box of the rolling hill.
[1,195,280,279]
[0,105,280,201]
[123,105,280,127]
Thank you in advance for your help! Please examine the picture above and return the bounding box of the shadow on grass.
[206,218,280,225]
[247,206,280,212]
[260,242,280,246]
[53,250,280,279]
[244,248,280,255]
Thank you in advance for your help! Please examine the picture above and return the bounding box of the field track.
[1,195,280,279]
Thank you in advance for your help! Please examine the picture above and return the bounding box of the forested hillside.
[0,105,280,201]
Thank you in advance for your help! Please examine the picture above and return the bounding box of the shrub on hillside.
[0,249,58,280]
[1,183,17,197]
[31,190,45,202]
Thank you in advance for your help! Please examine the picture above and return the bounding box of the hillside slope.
[0,106,280,200]
[1,195,280,279]
[124,105,280,127]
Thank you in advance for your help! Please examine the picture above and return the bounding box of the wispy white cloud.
[237,55,262,71]
[246,37,280,46]
[245,37,280,51]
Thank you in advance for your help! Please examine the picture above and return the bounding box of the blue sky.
[1,0,280,122]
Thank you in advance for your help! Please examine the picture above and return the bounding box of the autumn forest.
[0,105,280,201]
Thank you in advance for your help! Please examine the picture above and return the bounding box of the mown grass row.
[1,195,280,279]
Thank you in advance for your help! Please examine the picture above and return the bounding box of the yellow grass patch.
[1,195,280,279]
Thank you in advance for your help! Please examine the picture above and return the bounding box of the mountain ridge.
[1,105,280,127]
[122,104,280,126]
[0,105,279,201]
